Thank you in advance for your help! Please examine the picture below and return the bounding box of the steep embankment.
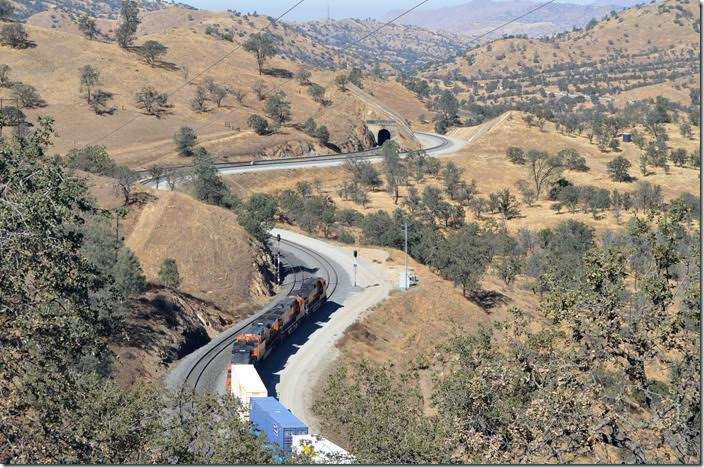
[122,190,273,314]
[84,172,275,386]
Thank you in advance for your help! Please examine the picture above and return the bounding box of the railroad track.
[182,236,341,393]
[139,132,452,187]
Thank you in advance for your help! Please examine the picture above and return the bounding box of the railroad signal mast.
[353,250,358,287]
[404,221,409,290]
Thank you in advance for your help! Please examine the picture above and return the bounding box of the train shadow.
[285,265,319,276]
[257,299,343,397]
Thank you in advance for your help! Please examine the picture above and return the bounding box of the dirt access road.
[260,229,392,433]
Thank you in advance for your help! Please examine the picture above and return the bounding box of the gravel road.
[261,229,392,433]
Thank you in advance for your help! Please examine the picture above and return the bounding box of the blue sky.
[180,0,596,20]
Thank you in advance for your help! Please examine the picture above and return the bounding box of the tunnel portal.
[377,128,391,146]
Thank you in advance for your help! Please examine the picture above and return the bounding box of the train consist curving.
[224,276,340,455]
[230,277,328,366]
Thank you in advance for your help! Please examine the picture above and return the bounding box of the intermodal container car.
[250,397,308,453]
[227,364,267,416]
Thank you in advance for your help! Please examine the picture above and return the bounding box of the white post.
[353,263,357,287]
[404,221,408,290]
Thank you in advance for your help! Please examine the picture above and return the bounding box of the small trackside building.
[250,397,308,453]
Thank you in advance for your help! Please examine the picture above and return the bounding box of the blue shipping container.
[250,397,308,453]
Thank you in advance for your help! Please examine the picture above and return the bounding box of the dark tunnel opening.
[377,128,391,146]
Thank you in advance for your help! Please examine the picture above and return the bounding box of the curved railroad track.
[173,235,343,394]
[141,132,460,188]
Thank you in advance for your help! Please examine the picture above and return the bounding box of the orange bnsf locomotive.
[231,277,327,365]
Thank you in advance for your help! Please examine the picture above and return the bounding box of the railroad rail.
[183,236,340,393]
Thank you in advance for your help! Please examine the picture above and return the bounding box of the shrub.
[247,114,270,135]
[338,231,355,244]
[158,258,181,288]
[607,156,632,182]
[65,145,116,176]
[558,148,588,172]
[12,83,44,108]
[0,23,30,48]
[506,147,526,165]
[174,127,197,157]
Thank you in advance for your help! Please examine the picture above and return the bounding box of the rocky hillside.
[111,284,238,387]
[84,171,276,387]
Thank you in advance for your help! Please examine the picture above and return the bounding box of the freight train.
[224,276,342,456]
[229,276,328,366]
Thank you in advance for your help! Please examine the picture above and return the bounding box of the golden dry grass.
[226,110,699,241]
[2,15,428,170]
[427,0,699,81]
[122,190,272,314]
[80,170,273,314]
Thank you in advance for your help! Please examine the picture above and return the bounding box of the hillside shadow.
[257,300,343,397]
[151,60,179,71]
[471,289,510,312]
[263,68,293,79]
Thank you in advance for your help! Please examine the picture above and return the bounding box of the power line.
[195,0,435,134]
[463,0,558,44]
[355,0,432,44]
[91,0,308,145]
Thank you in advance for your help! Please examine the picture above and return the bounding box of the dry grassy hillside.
[290,18,472,71]
[224,110,699,241]
[84,172,274,314]
[27,5,354,68]
[421,0,699,107]
[1,20,418,168]
[122,190,274,314]
[81,170,276,387]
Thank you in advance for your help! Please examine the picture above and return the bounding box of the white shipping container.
[230,364,267,412]
[292,434,354,464]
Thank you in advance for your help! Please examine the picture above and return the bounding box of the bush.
[314,125,329,144]
[338,231,355,244]
[174,127,197,157]
[506,147,525,164]
[264,91,291,124]
[112,247,146,299]
[558,148,588,172]
[137,40,167,64]
[247,114,270,135]
[607,156,632,182]
[308,83,325,103]
[0,23,30,48]
[158,258,181,288]
[135,87,169,117]
[12,83,44,108]
[65,145,116,176]
[336,208,363,226]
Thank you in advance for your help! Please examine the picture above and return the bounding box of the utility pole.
[404,221,408,290]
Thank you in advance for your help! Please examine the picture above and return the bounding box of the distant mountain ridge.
[381,0,633,38]
[291,18,474,71]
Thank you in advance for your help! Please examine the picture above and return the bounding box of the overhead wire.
[91,0,308,145]
[194,0,435,134]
